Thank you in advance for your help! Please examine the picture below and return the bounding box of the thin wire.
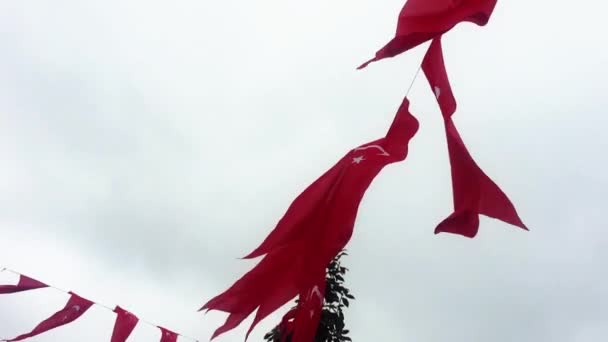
[405,64,422,97]
[0,267,199,341]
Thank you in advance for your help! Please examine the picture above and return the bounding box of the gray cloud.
[1,0,607,341]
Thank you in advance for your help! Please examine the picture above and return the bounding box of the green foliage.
[263,250,354,342]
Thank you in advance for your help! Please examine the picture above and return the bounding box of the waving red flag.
[284,277,326,342]
[4,292,93,341]
[0,274,47,294]
[110,306,139,342]
[421,37,527,237]
[201,96,419,341]
[359,0,497,69]
[158,327,178,342]
[244,97,419,260]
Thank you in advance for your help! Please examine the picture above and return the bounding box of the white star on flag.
[352,156,365,164]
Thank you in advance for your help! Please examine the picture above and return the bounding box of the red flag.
[244,97,419,260]
[288,277,326,342]
[110,306,139,342]
[158,327,178,342]
[359,0,497,69]
[275,308,297,342]
[421,37,527,237]
[4,292,93,341]
[0,274,47,294]
[202,97,419,340]
[274,280,326,342]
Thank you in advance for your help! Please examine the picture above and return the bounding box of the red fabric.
[244,97,419,260]
[421,37,527,238]
[0,274,47,294]
[288,276,326,342]
[274,271,326,342]
[277,308,296,342]
[5,292,93,341]
[110,306,139,342]
[201,97,419,340]
[358,0,497,69]
[158,327,178,342]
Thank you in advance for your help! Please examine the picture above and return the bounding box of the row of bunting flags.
[0,268,197,342]
[200,0,527,341]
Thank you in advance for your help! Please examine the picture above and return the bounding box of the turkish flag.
[110,306,139,342]
[421,37,527,237]
[158,327,178,342]
[5,292,93,341]
[359,0,497,69]
[288,277,326,342]
[202,97,419,340]
[243,97,419,260]
[0,274,47,294]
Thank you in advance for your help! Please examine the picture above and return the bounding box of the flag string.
[0,267,199,342]
[405,64,422,97]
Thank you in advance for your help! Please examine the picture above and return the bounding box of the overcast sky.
[1,1,606,341]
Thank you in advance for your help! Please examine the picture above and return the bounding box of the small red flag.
[158,327,178,342]
[275,307,297,342]
[110,306,139,342]
[275,279,326,342]
[4,292,93,341]
[359,0,497,69]
[288,277,326,342]
[0,274,47,294]
[202,97,419,340]
[421,37,527,237]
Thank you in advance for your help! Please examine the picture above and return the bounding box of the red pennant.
[359,0,497,69]
[5,292,93,341]
[202,97,419,340]
[288,277,326,342]
[158,327,178,342]
[276,284,326,342]
[110,306,139,342]
[421,37,527,238]
[0,274,47,294]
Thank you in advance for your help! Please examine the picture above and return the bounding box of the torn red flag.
[421,37,527,238]
[359,0,497,69]
[0,274,47,294]
[244,97,419,260]
[201,96,419,341]
[158,327,178,342]
[4,292,93,341]
[283,277,326,342]
[110,306,139,342]
[277,309,296,342]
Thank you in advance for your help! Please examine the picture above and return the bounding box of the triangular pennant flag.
[421,37,527,237]
[0,274,48,294]
[158,327,178,342]
[110,306,139,342]
[4,292,93,341]
[359,0,497,69]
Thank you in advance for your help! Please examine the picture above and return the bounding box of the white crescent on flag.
[354,144,390,156]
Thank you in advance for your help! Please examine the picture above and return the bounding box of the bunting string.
[0,267,199,342]
[404,64,422,97]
